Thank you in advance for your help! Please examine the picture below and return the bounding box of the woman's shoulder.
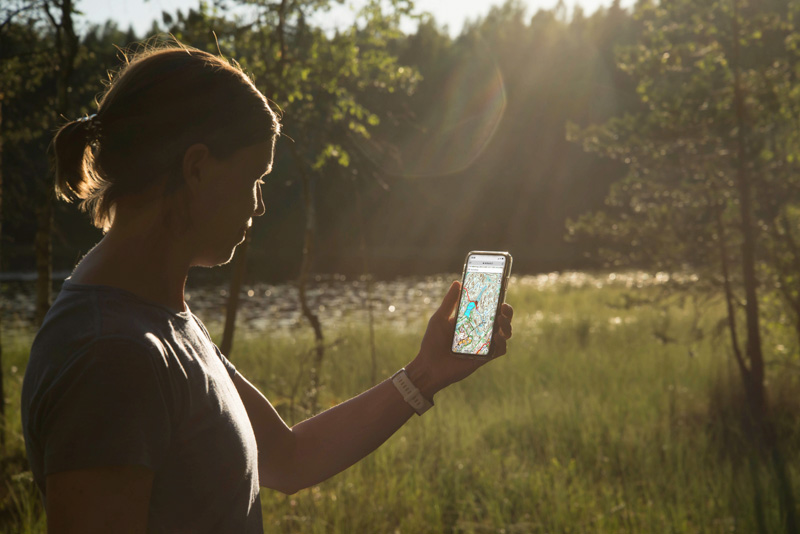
[31,281,193,366]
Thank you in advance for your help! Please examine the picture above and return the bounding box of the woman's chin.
[219,245,240,266]
[192,245,240,268]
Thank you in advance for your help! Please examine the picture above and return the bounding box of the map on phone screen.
[452,255,506,355]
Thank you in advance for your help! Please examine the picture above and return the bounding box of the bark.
[220,228,252,357]
[36,0,78,325]
[731,4,797,532]
[732,42,766,426]
[713,198,748,383]
[291,144,325,413]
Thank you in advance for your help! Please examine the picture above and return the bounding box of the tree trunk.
[37,0,78,325]
[34,200,52,325]
[731,0,766,429]
[220,227,252,357]
[291,145,324,413]
[731,3,797,532]
[713,198,747,383]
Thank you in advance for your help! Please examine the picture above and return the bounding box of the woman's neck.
[69,205,192,312]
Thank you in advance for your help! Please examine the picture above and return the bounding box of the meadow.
[1,273,799,533]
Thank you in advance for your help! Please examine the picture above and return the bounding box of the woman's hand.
[405,280,514,400]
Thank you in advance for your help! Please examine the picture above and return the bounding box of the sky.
[76,0,634,37]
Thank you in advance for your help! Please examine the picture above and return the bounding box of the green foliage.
[1,2,58,144]
[1,5,133,263]
[567,0,800,348]
[1,0,645,276]
[154,0,420,181]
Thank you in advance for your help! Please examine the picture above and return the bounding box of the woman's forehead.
[240,142,274,171]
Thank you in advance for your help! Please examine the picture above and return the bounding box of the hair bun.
[51,115,104,204]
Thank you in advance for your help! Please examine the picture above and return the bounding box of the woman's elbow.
[277,484,302,496]
[259,470,302,495]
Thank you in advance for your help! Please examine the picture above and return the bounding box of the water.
[185,274,453,334]
[1,271,695,335]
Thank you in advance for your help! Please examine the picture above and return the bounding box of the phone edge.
[450,250,513,360]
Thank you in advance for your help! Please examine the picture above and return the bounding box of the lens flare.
[355,46,506,178]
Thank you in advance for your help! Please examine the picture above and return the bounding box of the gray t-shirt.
[21,281,263,533]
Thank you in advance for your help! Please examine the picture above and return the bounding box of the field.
[1,274,799,533]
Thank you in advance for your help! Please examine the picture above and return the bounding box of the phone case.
[451,250,513,359]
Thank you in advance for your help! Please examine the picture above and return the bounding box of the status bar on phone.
[467,256,505,274]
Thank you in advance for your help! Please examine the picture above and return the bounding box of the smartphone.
[451,251,513,358]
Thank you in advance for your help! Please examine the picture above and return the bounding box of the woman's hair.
[51,42,281,230]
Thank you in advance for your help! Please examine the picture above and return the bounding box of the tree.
[0,0,55,451]
[29,1,78,324]
[567,0,799,530]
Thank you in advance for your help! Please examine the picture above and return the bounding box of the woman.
[21,43,513,533]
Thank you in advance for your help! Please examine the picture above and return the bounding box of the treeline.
[1,0,639,282]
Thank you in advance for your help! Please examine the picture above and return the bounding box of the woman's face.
[187,141,273,267]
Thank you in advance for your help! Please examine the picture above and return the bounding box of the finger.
[500,303,514,320]
[503,323,513,340]
[491,336,507,358]
[496,315,512,339]
[433,280,461,321]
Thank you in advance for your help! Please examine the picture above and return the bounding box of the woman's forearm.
[276,362,433,493]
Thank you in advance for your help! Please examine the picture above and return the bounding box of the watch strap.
[391,368,434,415]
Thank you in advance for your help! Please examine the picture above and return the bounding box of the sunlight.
[355,44,506,178]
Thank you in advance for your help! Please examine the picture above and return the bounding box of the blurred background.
[2,0,800,532]
[1,0,638,281]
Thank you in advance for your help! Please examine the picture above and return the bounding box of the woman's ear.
[182,143,211,192]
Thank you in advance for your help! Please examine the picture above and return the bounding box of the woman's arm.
[235,281,513,494]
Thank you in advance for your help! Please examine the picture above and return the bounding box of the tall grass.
[2,280,798,532]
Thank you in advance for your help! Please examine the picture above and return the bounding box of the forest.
[2,0,800,532]
[1,0,638,281]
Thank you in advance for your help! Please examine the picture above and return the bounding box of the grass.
[1,278,799,532]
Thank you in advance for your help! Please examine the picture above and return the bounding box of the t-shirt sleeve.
[190,314,237,379]
[215,347,237,379]
[37,337,173,477]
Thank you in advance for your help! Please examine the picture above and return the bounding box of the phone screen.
[452,254,507,356]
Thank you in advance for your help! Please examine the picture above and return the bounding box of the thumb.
[434,280,461,321]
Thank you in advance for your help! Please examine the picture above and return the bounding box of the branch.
[712,192,749,381]
[42,0,57,29]
[0,1,45,32]
[42,0,64,68]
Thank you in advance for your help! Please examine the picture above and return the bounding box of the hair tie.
[77,113,103,146]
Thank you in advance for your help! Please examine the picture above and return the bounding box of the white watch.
[391,368,434,415]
